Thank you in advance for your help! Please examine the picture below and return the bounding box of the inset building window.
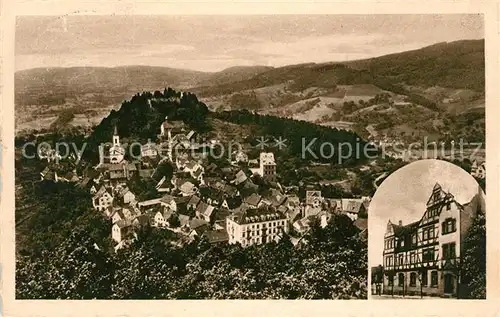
[431,271,438,287]
[442,242,456,260]
[410,272,417,286]
[442,218,457,235]
[398,273,404,286]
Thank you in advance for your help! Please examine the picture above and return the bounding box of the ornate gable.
[385,220,394,237]
[426,182,445,207]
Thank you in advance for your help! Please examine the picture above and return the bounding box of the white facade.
[226,212,288,247]
[258,152,277,178]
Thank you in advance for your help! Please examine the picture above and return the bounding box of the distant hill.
[196,66,274,87]
[15,65,273,105]
[345,40,485,92]
[15,40,484,142]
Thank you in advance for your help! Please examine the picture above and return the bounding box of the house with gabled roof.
[93,186,114,211]
[222,196,242,210]
[203,230,229,244]
[160,194,177,212]
[244,193,262,208]
[154,209,174,227]
[112,220,133,243]
[187,195,201,211]
[179,180,197,196]
[116,186,136,205]
[196,202,215,223]
[189,218,209,237]
[178,214,191,228]
[233,170,248,186]
[111,208,127,224]
[132,214,150,227]
[339,198,367,220]
[380,182,485,298]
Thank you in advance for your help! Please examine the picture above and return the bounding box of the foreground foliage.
[16,182,367,299]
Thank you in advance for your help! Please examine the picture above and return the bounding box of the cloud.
[15,15,484,71]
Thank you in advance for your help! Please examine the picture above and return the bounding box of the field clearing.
[16,116,57,132]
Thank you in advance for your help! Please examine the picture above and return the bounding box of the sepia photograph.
[11,13,486,300]
[369,159,486,299]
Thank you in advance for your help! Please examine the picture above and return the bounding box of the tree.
[461,211,486,299]
[168,214,181,228]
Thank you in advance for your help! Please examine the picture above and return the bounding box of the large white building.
[226,208,288,247]
[256,152,276,179]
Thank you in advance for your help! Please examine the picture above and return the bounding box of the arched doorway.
[444,273,455,294]
[398,273,405,295]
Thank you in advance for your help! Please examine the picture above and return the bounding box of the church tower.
[113,125,120,147]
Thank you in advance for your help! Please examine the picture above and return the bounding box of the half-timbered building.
[382,183,484,298]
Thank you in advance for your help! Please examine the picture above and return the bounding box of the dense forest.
[213,109,377,165]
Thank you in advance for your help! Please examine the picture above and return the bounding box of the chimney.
[398,220,402,226]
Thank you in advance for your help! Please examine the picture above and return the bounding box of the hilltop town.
[39,111,370,251]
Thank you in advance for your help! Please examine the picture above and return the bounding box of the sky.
[15,14,483,72]
[369,159,484,266]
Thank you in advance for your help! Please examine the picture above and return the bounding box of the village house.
[160,194,178,212]
[137,197,163,213]
[244,193,263,208]
[293,217,310,234]
[141,142,159,159]
[184,161,205,182]
[174,195,191,213]
[93,186,114,211]
[132,214,150,227]
[40,166,56,181]
[189,218,210,238]
[116,186,136,205]
[112,220,133,243]
[186,194,201,211]
[155,176,171,193]
[305,190,323,208]
[203,230,229,244]
[110,208,127,224]
[214,209,231,230]
[153,208,174,227]
[179,180,197,196]
[470,160,485,179]
[335,198,368,220]
[226,208,289,247]
[233,170,248,186]
[222,196,243,210]
[196,201,215,223]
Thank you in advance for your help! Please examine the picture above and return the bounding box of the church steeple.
[113,125,120,147]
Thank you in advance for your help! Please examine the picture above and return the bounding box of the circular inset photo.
[369,159,485,300]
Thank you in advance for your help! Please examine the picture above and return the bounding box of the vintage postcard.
[1,1,499,317]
